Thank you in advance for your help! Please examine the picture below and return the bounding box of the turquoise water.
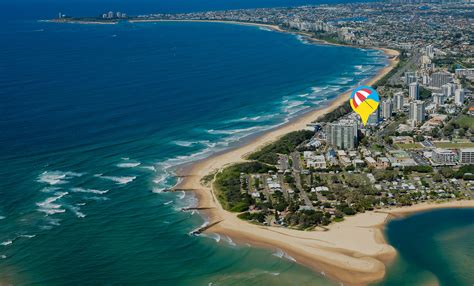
[0,5,383,285]
[380,208,474,286]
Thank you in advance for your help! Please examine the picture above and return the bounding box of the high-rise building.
[409,82,419,100]
[426,45,434,58]
[404,72,416,85]
[441,84,453,97]
[455,89,465,106]
[381,100,393,119]
[409,100,425,124]
[116,12,122,18]
[430,72,452,88]
[325,120,358,150]
[108,11,114,19]
[460,148,474,164]
[406,75,417,85]
[394,92,404,111]
[432,93,445,106]
[422,74,430,85]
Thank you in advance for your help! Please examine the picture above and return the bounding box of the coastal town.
[52,2,473,229]
[212,42,474,228]
[145,2,473,229]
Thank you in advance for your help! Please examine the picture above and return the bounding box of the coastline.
[171,21,405,286]
[168,21,474,285]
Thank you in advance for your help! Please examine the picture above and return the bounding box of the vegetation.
[214,162,276,212]
[419,86,432,100]
[404,165,433,173]
[247,130,314,164]
[372,51,406,89]
[318,102,352,123]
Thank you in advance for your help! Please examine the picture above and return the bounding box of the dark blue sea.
[3,1,468,285]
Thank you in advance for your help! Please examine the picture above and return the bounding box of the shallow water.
[379,208,474,286]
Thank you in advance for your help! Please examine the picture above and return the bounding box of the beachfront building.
[325,120,358,150]
[409,82,419,100]
[459,148,474,164]
[410,100,425,124]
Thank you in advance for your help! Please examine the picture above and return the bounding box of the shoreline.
[172,21,406,286]
[46,17,472,285]
[168,21,474,285]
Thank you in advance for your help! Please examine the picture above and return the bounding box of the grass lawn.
[455,115,474,129]
[434,142,474,148]
[395,143,421,149]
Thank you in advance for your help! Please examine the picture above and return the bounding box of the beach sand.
[169,21,473,285]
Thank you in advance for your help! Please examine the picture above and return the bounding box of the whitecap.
[95,174,136,184]
[226,114,275,123]
[84,196,110,201]
[173,140,196,147]
[36,191,68,215]
[67,205,86,218]
[117,162,141,168]
[189,221,209,235]
[177,191,185,200]
[19,234,36,239]
[71,187,109,195]
[37,171,83,185]
[46,217,61,226]
[40,187,61,193]
[206,126,266,135]
[0,216,5,220]
[38,208,66,215]
[152,187,165,194]
[222,235,236,246]
[273,248,296,262]
[1,240,12,246]
[198,232,221,243]
[140,165,156,171]
[163,200,173,205]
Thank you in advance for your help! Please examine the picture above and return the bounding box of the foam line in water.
[71,187,109,195]
[117,162,141,168]
[272,248,296,262]
[94,174,136,184]
[37,171,83,185]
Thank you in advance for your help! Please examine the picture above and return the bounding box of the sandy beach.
[169,21,474,285]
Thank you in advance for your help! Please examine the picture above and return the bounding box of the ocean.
[0,0,470,285]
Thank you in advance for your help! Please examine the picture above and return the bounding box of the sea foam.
[37,171,83,185]
[95,174,136,184]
